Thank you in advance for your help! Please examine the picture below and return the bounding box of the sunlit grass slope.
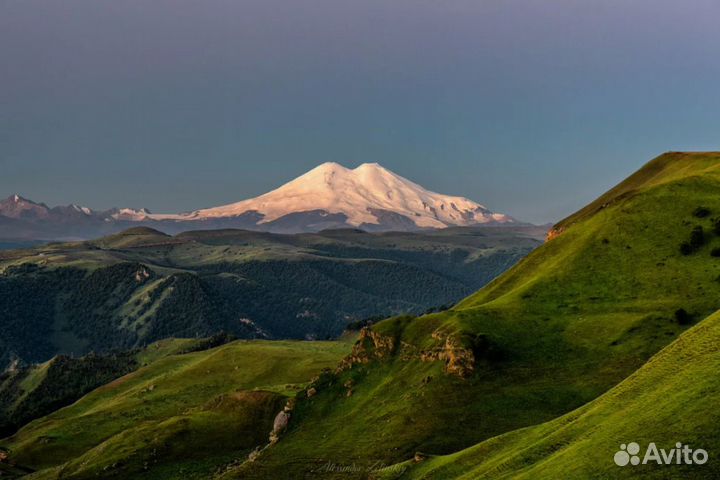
[1,340,348,479]
[382,308,720,479]
[229,152,720,478]
[0,337,231,438]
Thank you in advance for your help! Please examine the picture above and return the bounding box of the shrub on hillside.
[423,302,456,315]
[345,316,385,331]
[680,226,707,255]
[690,226,705,250]
[693,207,711,218]
[470,334,506,362]
[711,248,720,258]
[675,308,692,325]
[178,332,237,354]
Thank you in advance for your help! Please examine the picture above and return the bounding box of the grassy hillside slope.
[0,336,234,438]
[0,226,540,366]
[224,152,720,478]
[0,340,349,479]
[0,353,137,438]
[382,308,720,479]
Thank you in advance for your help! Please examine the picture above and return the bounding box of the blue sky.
[2,0,719,223]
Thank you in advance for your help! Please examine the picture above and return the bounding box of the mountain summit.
[0,164,515,239]
[151,162,513,231]
[0,194,52,219]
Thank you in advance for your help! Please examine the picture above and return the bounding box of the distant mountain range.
[0,194,152,242]
[0,163,517,240]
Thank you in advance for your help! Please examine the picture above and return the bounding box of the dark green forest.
[0,226,541,366]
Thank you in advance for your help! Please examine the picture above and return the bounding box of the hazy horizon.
[3,0,720,224]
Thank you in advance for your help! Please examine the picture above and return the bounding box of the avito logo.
[614,442,708,466]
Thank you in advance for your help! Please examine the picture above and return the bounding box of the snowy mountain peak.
[70,204,93,215]
[354,162,384,170]
[0,194,50,219]
[0,167,517,236]
[150,162,514,231]
[111,208,153,221]
[316,161,347,171]
[7,194,34,205]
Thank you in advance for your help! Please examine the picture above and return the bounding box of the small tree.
[675,308,692,325]
[693,207,711,218]
[680,242,692,256]
[690,226,705,250]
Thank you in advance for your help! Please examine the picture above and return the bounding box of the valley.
[0,225,542,366]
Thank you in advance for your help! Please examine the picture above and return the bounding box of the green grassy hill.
[219,152,720,478]
[0,353,137,438]
[0,340,349,479]
[0,226,540,366]
[380,307,720,479]
[0,336,234,438]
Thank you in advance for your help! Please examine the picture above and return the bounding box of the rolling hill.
[0,340,349,479]
[379,307,720,479]
[0,335,235,438]
[0,225,541,366]
[216,152,720,478]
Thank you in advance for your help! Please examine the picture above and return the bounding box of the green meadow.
[2,341,348,479]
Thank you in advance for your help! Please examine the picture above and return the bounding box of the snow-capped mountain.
[110,208,153,221]
[150,162,513,231]
[0,194,150,241]
[0,194,52,219]
[0,164,516,239]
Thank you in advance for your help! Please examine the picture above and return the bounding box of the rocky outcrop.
[247,447,262,462]
[271,412,290,435]
[344,379,354,397]
[419,334,476,378]
[335,326,484,378]
[546,226,564,242]
[413,452,429,463]
[441,336,476,377]
[134,266,151,282]
[268,397,296,444]
[336,327,397,372]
